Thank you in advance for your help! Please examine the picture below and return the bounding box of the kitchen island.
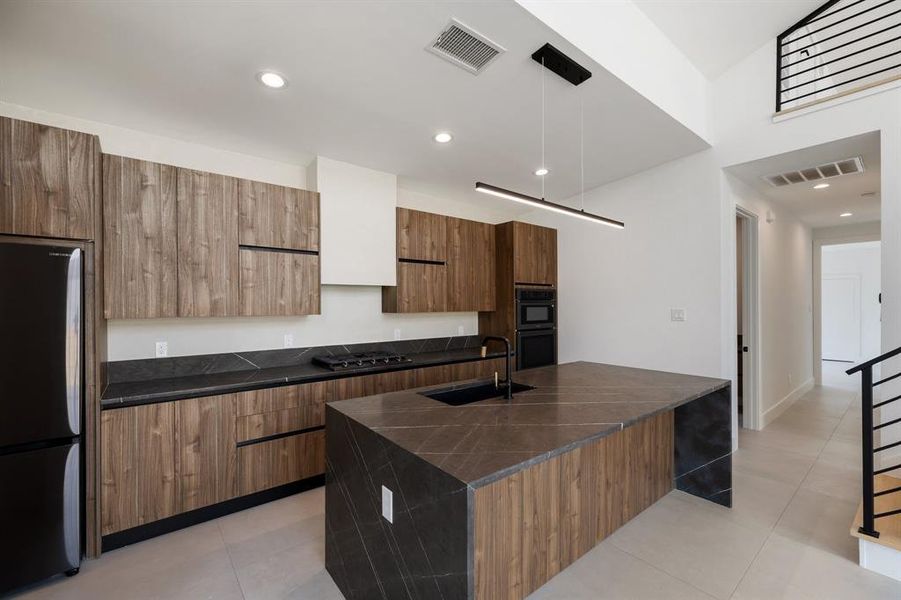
[325,361,731,600]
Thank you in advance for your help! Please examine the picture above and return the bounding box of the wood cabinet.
[176,168,240,317]
[235,382,327,443]
[102,155,177,319]
[447,216,496,311]
[238,179,319,251]
[239,248,320,316]
[0,117,99,240]
[383,261,447,313]
[513,222,557,286]
[397,207,446,261]
[174,395,236,512]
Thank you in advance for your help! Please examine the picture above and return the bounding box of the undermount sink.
[421,380,535,406]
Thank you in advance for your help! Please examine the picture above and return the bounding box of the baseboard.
[761,377,814,428]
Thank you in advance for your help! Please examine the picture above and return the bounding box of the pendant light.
[475,44,624,230]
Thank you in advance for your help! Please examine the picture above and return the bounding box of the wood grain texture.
[396,207,446,261]
[100,408,136,536]
[513,221,557,286]
[478,221,516,346]
[447,216,496,312]
[382,261,447,313]
[174,395,237,511]
[473,411,673,600]
[236,429,325,496]
[238,248,320,316]
[0,117,97,239]
[102,155,177,319]
[235,382,326,442]
[176,168,239,317]
[234,381,328,416]
[238,179,319,251]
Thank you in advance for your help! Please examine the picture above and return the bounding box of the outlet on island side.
[457,325,465,336]
[393,328,401,341]
[381,485,393,523]
[155,341,168,358]
[284,333,294,348]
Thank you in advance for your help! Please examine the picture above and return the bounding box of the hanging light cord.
[541,56,546,200]
[580,97,585,212]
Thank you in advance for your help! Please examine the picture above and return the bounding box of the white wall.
[822,242,882,363]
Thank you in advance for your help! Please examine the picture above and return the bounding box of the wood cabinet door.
[238,179,319,251]
[0,117,97,239]
[176,168,240,317]
[174,395,236,512]
[238,248,320,316]
[513,222,557,286]
[386,261,447,313]
[102,155,177,319]
[447,217,496,311]
[100,403,177,535]
[397,207,446,261]
[236,429,325,497]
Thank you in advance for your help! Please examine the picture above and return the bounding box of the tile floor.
[14,362,901,599]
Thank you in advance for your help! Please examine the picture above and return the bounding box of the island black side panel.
[325,406,469,600]
[673,386,732,507]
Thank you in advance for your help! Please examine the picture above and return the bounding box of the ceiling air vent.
[427,18,505,75]
[763,156,865,188]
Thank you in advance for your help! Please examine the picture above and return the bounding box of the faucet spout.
[481,336,513,400]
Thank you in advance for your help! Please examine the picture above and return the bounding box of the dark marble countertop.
[328,361,730,488]
[101,347,509,408]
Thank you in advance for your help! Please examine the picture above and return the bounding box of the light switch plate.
[381,485,393,523]
[284,333,294,348]
[155,341,168,358]
[670,308,687,322]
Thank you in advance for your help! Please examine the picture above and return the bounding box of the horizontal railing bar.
[782,21,901,70]
[875,416,901,430]
[876,484,901,497]
[780,0,843,39]
[783,61,901,102]
[848,344,901,373]
[781,50,901,93]
[780,33,901,80]
[781,7,901,58]
[875,371,901,386]
[875,507,901,519]
[875,439,901,453]
[874,393,901,409]
[875,462,901,475]
[783,0,898,45]
[806,0,871,28]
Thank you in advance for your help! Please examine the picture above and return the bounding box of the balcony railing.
[777,0,901,112]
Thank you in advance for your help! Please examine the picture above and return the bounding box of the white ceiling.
[0,1,708,210]
[726,132,881,229]
[633,0,820,79]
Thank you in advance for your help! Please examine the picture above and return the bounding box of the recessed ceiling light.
[534,167,549,177]
[840,212,853,217]
[433,132,453,144]
[258,71,287,89]
[813,183,830,189]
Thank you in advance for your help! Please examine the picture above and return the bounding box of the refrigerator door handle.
[63,443,81,567]
[65,249,82,436]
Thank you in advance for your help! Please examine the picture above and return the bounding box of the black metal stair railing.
[847,344,901,537]
[777,0,901,112]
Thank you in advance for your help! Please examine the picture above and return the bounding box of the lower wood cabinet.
[100,358,507,536]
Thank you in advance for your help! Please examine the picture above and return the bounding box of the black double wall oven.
[515,287,557,370]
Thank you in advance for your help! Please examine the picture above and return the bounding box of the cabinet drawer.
[234,382,327,417]
[236,429,325,496]
[236,405,323,443]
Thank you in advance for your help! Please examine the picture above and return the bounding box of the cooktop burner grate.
[312,351,412,371]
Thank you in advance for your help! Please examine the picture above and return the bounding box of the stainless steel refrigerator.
[0,241,82,593]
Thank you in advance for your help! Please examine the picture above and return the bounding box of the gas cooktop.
[312,351,412,371]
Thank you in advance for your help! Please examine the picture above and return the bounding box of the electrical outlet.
[670,308,687,322]
[155,341,168,358]
[393,328,401,341]
[284,333,294,348]
[457,325,465,336]
[381,485,393,523]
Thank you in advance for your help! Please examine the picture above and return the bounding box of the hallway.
[15,364,901,600]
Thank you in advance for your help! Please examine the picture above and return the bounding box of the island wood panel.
[174,395,237,512]
[176,168,240,317]
[238,248,320,316]
[0,117,97,240]
[100,403,177,535]
[473,411,674,600]
[513,221,557,287]
[236,429,325,496]
[396,207,446,261]
[102,155,177,319]
[447,216,495,312]
[382,261,447,313]
[238,179,319,251]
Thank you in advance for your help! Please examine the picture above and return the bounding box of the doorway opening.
[736,207,759,430]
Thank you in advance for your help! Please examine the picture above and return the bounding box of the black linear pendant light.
[475,43,624,230]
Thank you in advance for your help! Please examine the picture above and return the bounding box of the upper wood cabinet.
[239,248,320,316]
[176,168,240,317]
[383,261,448,313]
[447,217,496,312]
[102,155,178,319]
[513,222,557,286]
[397,208,446,261]
[238,180,319,251]
[0,117,99,240]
